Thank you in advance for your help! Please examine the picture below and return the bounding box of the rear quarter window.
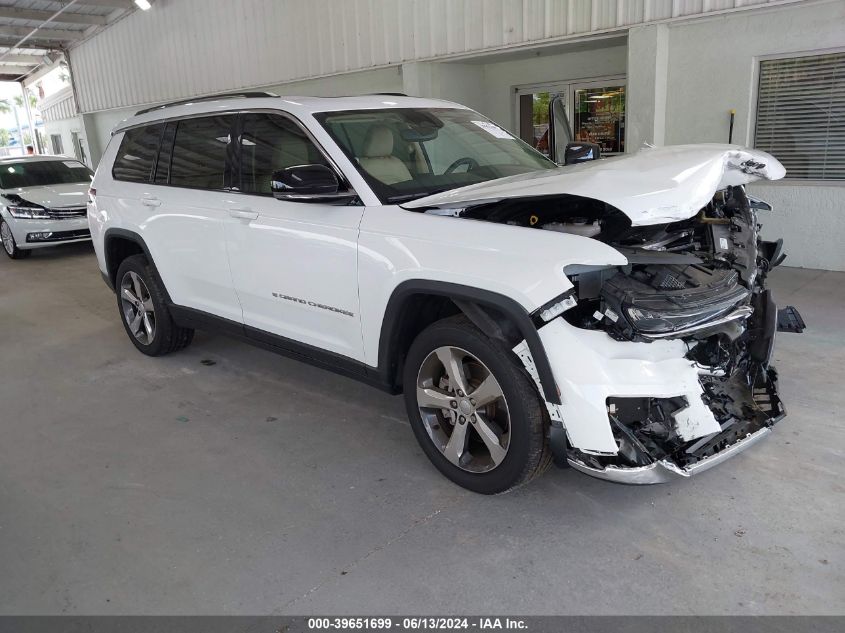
[112,124,165,183]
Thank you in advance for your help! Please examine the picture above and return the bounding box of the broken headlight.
[624,300,743,335]
[601,265,751,339]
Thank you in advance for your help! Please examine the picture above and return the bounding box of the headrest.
[362,125,394,158]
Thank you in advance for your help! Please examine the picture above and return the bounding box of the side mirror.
[271,164,356,203]
[564,142,601,165]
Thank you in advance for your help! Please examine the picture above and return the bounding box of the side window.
[154,122,177,185]
[112,124,164,183]
[170,115,234,190]
[239,112,332,194]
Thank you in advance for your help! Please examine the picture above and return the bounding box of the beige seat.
[357,125,412,185]
[250,127,315,193]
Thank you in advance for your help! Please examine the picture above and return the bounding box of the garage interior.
[0,0,843,618]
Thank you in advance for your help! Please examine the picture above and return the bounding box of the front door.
[224,111,365,361]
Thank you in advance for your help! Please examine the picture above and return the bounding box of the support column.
[401,62,441,98]
[626,23,669,150]
[402,61,487,114]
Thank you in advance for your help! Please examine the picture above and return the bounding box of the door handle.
[228,207,259,220]
[141,197,161,208]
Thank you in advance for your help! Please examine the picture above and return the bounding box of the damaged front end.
[409,145,803,483]
[551,186,801,482]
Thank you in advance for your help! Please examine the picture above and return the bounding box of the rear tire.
[1,220,31,259]
[115,254,194,356]
[403,315,551,494]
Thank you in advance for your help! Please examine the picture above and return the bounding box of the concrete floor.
[0,242,842,615]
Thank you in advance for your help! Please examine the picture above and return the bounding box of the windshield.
[314,108,556,203]
[0,160,93,189]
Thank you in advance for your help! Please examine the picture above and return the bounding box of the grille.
[46,207,87,219]
[657,274,686,290]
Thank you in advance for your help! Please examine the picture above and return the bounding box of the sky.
[0,66,68,132]
[0,81,37,132]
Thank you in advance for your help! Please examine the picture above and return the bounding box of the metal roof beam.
[0,53,43,64]
[0,8,108,26]
[73,0,135,9]
[0,38,61,51]
[0,26,83,42]
[0,63,35,74]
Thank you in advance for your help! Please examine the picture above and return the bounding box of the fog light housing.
[27,231,53,242]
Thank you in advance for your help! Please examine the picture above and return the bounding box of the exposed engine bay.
[430,185,805,478]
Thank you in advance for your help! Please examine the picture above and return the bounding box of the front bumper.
[7,216,91,250]
[567,426,773,483]
[531,306,786,484]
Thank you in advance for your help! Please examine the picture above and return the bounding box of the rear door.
[143,114,242,322]
[223,110,365,360]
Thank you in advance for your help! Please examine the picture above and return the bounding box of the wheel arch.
[103,228,171,302]
[376,280,560,404]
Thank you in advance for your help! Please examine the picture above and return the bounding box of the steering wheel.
[444,157,479,174]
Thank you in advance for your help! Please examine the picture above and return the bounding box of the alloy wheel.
[120,271,156,345]
[416,346,511,473]
[1,222,14,255]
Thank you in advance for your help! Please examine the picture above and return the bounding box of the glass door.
[516,85,567,158]
[515,77,626,157]
[570,80,626,155]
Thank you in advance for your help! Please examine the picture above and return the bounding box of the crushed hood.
[403,145,786,226]
[1,182,89,209]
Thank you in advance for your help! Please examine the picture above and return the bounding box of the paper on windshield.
[471,121,515,140]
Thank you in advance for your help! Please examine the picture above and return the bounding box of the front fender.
[357,205,626,377]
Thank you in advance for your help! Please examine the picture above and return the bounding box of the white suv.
[1,155,93,259]
[89,92,802,493]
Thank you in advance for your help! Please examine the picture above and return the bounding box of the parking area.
[1,243,842,615]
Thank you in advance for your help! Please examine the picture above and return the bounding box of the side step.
[777,305,806,333]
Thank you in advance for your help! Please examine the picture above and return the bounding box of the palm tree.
[14,94,37,110]
[0,100,25,149]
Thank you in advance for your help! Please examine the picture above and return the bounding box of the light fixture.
[134,0,152,10]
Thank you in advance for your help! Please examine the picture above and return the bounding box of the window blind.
[755,52,845,180]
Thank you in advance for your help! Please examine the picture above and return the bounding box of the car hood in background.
[403,144,786,226]
[1,182,90,209]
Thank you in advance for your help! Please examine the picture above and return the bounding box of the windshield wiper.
[387,188,452,204]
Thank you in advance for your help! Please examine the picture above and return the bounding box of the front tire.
[1,220,31,259]
[403,315,551,494]
[115,254,194,356]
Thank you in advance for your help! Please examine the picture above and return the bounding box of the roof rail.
[135,91,279,116]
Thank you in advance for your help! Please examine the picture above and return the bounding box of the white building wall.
[68,0,800,113]
[39,86,93,167]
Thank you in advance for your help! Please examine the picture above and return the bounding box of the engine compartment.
[461,187,773,345]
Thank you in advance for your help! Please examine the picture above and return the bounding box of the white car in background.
[0,155,94,259]
[88,92,805,493]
